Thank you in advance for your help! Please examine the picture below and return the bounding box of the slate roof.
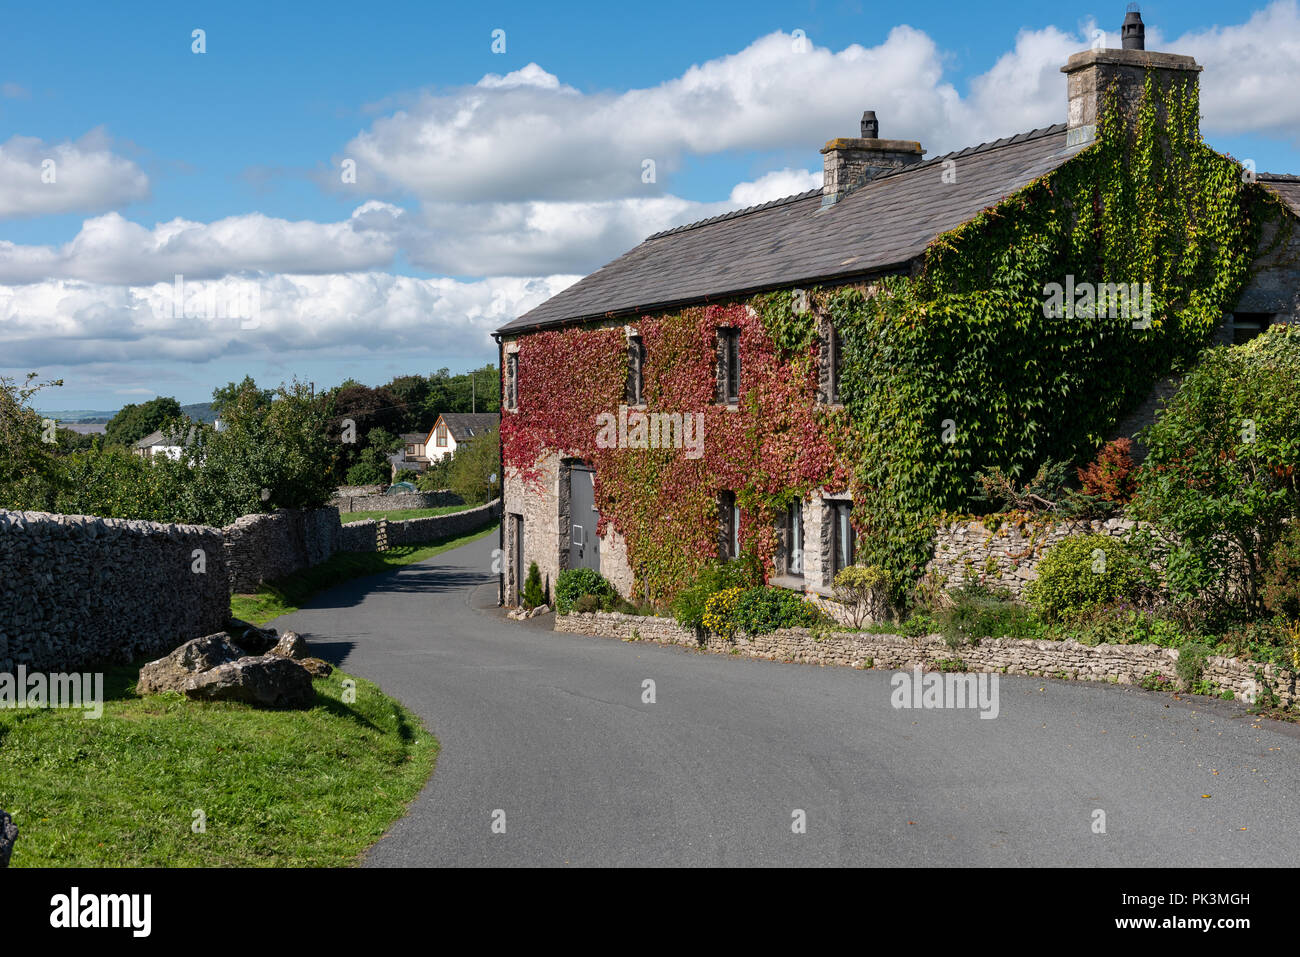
[498,123,1083,334]
[434,413,500,442]
[1260,174,1300,218]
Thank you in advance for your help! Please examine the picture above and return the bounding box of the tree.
[0,373,65,509]
[1129,327,1300,619]
[104,396,183,448]
[446,428,500,504]
[212,376,273,416]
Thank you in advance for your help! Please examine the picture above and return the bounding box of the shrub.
[671,555,763,630]
[1077,438,1137,503]
[1174,641,1215,691]
[521,561,545,610]
[1129,326,1300,618]
[1025,534,1145,621]
[702,587,744,638]
[731,587,824,635]
[832,564,895,627]
[935,589,1039,646]
[555,568,615,614]
[573,593,600,614]
[1262,525,1300,621]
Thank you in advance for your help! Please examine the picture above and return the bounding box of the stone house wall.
[554,610,1297,707]
[927,516,1137,600]
[0,509,230,673]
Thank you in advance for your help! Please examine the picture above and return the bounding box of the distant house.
[388,432,433,478]
[132,429,188,460]
[424,413,500,464]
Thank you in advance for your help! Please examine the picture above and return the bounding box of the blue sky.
[3,0,1299,411]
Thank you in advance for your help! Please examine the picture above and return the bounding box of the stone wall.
[927,516,1136,599]
[0,509,229,673]
[222,507,341,594]
[329,490,462,513]
[554,611,1297,706]
[382,500,502,548]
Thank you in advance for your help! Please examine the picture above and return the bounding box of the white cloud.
[0,203,406,285]
[0,130,149,219]
[728,168,822,207]
[0,272,579,366]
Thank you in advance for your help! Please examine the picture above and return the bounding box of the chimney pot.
[860,110,878,139]
[1121,4,1145,51]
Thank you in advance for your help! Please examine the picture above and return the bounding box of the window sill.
[769,574,806,593]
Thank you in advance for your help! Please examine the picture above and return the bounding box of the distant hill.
[37,402,218,425]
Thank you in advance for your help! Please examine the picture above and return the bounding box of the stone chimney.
[820,111,924,205]
[1060,5,1201,148]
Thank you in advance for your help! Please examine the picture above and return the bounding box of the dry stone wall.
[0,509,229,673]
[223,508,340,593]
[554,611,1297,706]
[330,490,462,513]
[927,516,1137,599]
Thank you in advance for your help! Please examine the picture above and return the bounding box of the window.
[626,335,646,405]
[435,423,448,447]
[823,323,842,404]
[778,501,804,577]
[829,500,855,576]
[1231,312,1272,345]
[718,491,740,560]
[505,353,519,410]
[716,328,740,404]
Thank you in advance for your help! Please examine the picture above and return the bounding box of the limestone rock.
[268,631,308,660]
[137,633,244,695]
[297,656,334,678]
[184,655,315,709]
[0,808,16,867]
[228,618,278,654]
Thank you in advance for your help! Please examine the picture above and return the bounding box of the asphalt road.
[272,532,1300,867]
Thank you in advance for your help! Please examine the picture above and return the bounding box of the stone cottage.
[491,9,1300,608]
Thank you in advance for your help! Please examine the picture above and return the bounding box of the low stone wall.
[329,490,463,513]
[222,507,340,594]
[338,499,502,552]
[0,509,230,673]
[554,611,1297,707]
[927,516,1137,599]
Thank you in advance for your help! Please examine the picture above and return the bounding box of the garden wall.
[337,499,502,552]
[0,509,230,673]
[222,507,341,594]
[554,611,1297,706]
[329,490,463,513]
[927,516,1137,599]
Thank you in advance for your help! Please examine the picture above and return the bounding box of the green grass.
[339,504,475,524]
[231,522,499,625]
[0,665,437,867]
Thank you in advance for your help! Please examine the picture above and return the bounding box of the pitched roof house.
[424,413,500,463]
[492,9,1300,609]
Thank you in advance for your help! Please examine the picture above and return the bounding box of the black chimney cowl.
[860,111,878,138]
[1121,3,1145,50]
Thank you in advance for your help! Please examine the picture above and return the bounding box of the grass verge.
[0,665,437,866]
[231,522,499,625]
[339,504,475,524]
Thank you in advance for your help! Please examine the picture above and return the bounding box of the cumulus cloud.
[0,129,149,219]
[0,272,579,366]
[0,203,407,285]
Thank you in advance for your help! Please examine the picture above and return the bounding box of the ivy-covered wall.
[502,72,1292,604]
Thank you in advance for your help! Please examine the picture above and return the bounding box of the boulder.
[268,631,309,660]
[296,657,334,678]
[0,808,16,867]
[228,618,278,654]
[184,655,315,709]
[137,633,244,695]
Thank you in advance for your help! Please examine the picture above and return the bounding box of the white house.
[424,413,499,463]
